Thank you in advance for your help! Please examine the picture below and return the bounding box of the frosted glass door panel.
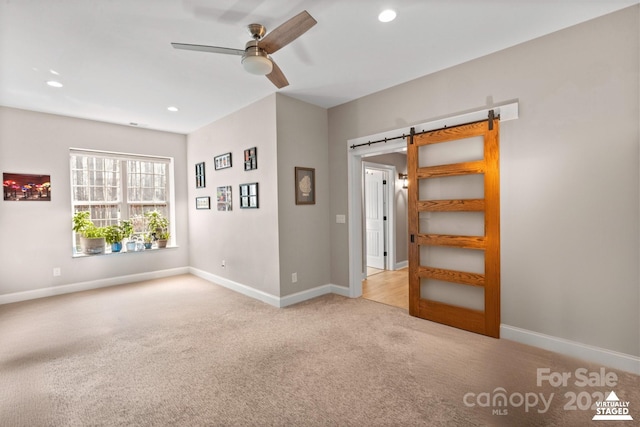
[419,211,485,236]
[419,246,485,274]
[419,174,484,201]
[419,135,484,167]
[421,278,484,311]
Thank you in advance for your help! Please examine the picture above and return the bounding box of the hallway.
[362,268,408,310]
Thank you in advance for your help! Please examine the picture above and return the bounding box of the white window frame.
[69,148,176,254]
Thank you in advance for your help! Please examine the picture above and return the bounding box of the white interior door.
[365,168,386,269]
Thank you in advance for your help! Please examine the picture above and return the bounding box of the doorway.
[364,165,393,273]
[362,159,407,308]
[346,102,518,303]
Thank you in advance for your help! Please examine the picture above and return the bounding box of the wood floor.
[362,267,408,310]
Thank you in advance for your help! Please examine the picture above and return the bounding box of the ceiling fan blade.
[171,42,244,56]
[260,10,317,54]
[266,59,289,89]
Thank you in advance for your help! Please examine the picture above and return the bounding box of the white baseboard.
[4,269,636,375]
[189,267,281,306]
[501,324,640,375]
[279,283,350,307]
[0,267,190,305]
[189,267,350,308]
[394,261,408,270]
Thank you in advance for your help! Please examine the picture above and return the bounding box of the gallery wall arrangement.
[195,147,261,211]
[194,152,318,211]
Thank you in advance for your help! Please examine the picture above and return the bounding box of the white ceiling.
[1,0,637,134]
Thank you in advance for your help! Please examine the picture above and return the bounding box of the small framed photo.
[195,162,205,188]
[295,167,315,205]
[216,186,232,211]
[239,182,259,208]
[214,152,232,170]
[244,147,257,171]
[196,196,210,210]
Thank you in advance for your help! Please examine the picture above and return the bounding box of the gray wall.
[187,95,281,296]
[187,94,330,299]
[0,107,190,295]
[328,6,639,356]
[276,94,330,297]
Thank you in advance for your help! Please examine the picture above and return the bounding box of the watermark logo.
[462,367,635,421]
[592,391,633,421]
[462,388,553,415]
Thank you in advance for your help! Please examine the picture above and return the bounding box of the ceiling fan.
[172,10,317,89]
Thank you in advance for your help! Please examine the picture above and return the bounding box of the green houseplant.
[143,233,153,249]
[104,224,125,253]
[145,210,169,248]
[72,211,106,255]
[120,220,136,252]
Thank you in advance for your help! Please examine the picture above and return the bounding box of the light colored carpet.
[1,274,638,426]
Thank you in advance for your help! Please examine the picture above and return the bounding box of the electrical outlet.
[53,267,61,277]
[292,272,297,283]
[221,260,226,268]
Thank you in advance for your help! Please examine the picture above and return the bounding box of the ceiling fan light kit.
[172,10,317,88]
[242,42,273,75]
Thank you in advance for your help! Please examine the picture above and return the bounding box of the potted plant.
[119,219,136,252]
[143,233,153,250]
[72,211,106,255]
[104,224,124,253]
[145,210,169,247]
[156,231,170,248]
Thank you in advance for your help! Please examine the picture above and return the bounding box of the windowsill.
[72,245,178,258]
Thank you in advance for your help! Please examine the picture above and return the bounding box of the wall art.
[217,186,232,211]
[196,196,210,210]
[195,162,205,188]
[3,172,51,201]
[244,147,257,171]
[295,167,315,205]
[239,182,259,208]
[214,153,232,170]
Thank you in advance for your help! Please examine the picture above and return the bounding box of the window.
[70,149,174,251]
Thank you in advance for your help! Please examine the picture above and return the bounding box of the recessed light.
[46,80,63,88]
[378,9,396,23]
[167,106,179,112]
[49,69,60,75]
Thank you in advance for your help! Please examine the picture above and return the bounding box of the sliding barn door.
[408,117,500,337]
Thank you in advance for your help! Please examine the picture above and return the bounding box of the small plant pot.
[111,242,122,253]
[81,237,106,255]
[144,243,152,250]
[126,241,137,252]
[157,239,168,248]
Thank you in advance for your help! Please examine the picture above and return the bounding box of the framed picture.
[244,147,257,171]
[195,162,205,188]
[239,182,259,208]
[295,167,315,205]
[214,152,232,170]
[196,196,210,210]
[3,173,51,201]
[216,186,232,211]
